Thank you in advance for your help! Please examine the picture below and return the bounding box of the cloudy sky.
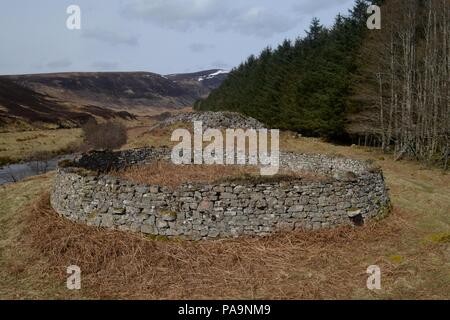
[0,0,355,75]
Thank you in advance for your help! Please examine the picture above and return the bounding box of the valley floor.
[0,129,82,165]
[0,133,449,299]
[0,115,158,166]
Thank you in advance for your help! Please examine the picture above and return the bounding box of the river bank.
[0,154,77,186]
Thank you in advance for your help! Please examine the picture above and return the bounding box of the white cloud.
[121,0,224,29]
[91,61,120,71]
[225,7,299,38]
[189,42,215,52]
[121,0,300,38]
[45,59,72,69]
[34,59,72,70]
[293,0,353,16]
[210,60,231,69]
[82,29,139,46]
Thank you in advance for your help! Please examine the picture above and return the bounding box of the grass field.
[0,132,448,299]
[0,129,83,165]
[0,116,158,166]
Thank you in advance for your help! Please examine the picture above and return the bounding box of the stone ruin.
[50,147,391,240]
[161,111,266,129]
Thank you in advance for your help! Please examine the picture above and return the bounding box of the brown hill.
[0,70,228,131]
[0,77,135,131]
[3,70,227,111]
[165,69,229,98]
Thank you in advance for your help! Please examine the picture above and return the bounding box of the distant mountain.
[0,77,134,131]
[165,69,228,101]
[4,70,228,111]
[166,69,229,96]
[0,69,228,131]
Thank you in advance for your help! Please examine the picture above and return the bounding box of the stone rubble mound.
[162,111,266,129]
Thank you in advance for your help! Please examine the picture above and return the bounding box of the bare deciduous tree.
[359,0,449,168]
[82,119,128,151]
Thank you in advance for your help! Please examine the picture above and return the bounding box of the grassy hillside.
[0,116,159,165]
[0,129,84,166]
[4,72,192,111]
[0,70,228,133]
[0,77,137,132]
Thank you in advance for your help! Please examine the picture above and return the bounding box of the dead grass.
[124,122,183,150]
[14,192,447,300]
[0,129,83,164]
[1,132,449,300]
[113,162,325,189]
[113,162,259,188]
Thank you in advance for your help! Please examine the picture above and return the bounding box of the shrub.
[58,159,74,168]
[0,156,14,166]
[82,119,127,151]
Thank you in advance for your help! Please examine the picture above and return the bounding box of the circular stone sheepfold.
[50,147,391,240]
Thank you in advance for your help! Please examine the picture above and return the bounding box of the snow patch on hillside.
[198,70,229,82]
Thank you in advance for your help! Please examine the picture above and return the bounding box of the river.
[0,154,77,186]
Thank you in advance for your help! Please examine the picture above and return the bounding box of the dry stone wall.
[51,147,391,240]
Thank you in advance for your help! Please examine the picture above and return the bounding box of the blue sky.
[0,0,355,75]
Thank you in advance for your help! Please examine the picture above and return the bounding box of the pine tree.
[195,0,370,140]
